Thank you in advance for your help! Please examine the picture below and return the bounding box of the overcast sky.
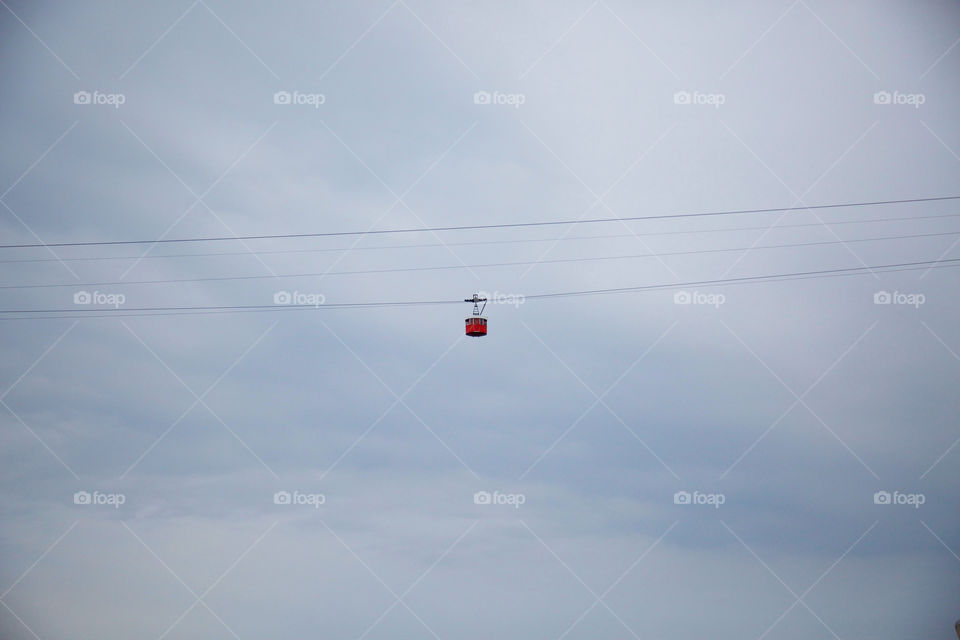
[1,1,959,639]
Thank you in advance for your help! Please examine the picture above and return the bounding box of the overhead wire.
[2,212,959,265]
[2,229,959,291]
[2,194,959,249]
[3,257,958,319]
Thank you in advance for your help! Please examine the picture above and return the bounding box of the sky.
[1,1,959,638]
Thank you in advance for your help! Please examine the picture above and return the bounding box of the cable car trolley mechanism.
[464,293,488,337]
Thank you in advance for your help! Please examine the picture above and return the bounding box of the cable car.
[465,293,488,337]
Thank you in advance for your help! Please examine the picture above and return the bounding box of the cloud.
[1,1,959,638]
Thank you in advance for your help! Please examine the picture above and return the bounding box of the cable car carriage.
[465,293,488,337]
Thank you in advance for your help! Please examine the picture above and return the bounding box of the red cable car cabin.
[465,316,487,337]
[464,293,488,337]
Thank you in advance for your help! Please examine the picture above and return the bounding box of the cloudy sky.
[1,1,959,638]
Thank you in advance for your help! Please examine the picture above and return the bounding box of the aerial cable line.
[1,194,959,250]
[3,229,959,291]
[3,212,960,265]
[521,258,960,300]
[2,257,958,318]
